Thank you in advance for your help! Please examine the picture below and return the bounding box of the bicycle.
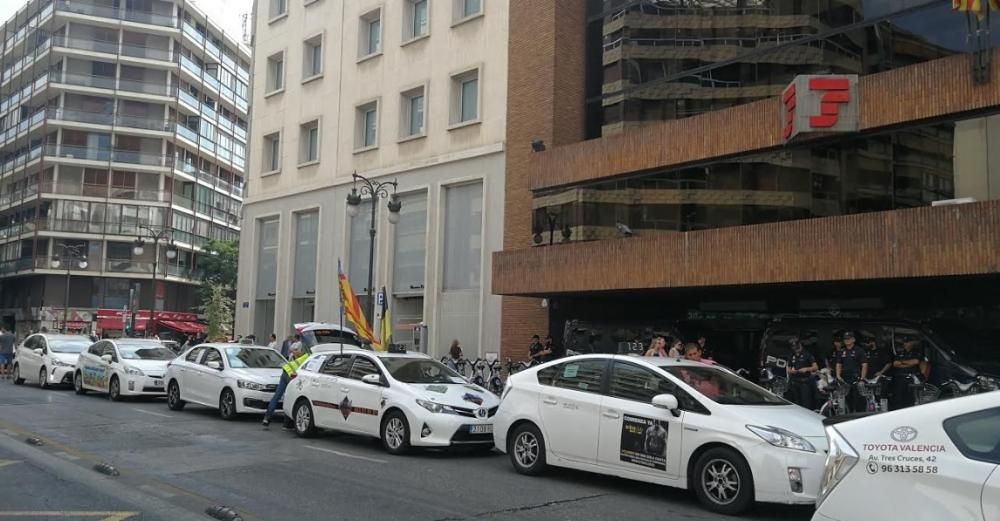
[487,359,505,395]
[470,358,490,387]
[818,375,849,418]
[758,367,788,397]
[859,375,887,413]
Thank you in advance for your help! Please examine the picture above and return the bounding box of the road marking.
[305,445,387,464]
[0,459,21,468]
[0,512,138,520]
[54,451,81,461]
[129,408,171,418]
[137,484,176,499]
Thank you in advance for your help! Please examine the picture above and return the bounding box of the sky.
[0,0,255,40]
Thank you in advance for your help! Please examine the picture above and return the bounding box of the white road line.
[129,408,171,419]
[304,445,387,464]
[0,459,22,468]
[53,452,80,461]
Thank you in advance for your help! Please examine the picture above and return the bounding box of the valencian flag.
[337,260,379,348]
[954,0,1000,19]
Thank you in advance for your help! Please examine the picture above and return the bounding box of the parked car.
[493,354,827,514]
[283,346,499,454]
[164,343,286,420]
[813,392,999,521]
[295,322,361,350]
[13,333,91,388]
[74,338,176,400]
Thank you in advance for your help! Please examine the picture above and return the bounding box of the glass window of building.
[360,9,382,57]
[456,0,482,20]
[299,120,320,164]
[255,218,279,340]
[292,211,318,324]
[450,69,479,124]
[266,51,284,93]
[269,0,287,19]
[400,86,425,138]
[406,0,429,40]
[443,182,482,290]
[356,101,379,149]
[348,204,375,311]
[392,191,427,295]
[263,132,281,173]
[303,34,323,79]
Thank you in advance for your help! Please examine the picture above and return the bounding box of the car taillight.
[816,426,859,509]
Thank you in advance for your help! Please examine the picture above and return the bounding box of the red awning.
[96,317,147,331]
[156,320,206,334]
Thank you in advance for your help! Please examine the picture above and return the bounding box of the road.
[0,381,814,521]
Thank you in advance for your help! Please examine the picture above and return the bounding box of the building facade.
[236,0,508,358]
[496,0,1000,368]
[0,0,250,337]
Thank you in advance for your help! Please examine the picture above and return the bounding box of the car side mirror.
[361,373,384,386]
[207,361,222,370]
[100,354,113,363]
[652,393,681,417]
[32,348,43,356]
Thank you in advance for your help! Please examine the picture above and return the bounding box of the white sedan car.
[283,347,500,454]
[814,392,999,521]
[494,355,827,515]
[74,338,177,400]
[13,333,91,388]
[165,343,286,420]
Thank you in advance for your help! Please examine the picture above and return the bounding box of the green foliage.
[199,240,239,288]
[201,282,234,340]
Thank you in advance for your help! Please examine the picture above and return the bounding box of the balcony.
[111,149,168,166]
[47,143,110,162]
[51,35,119,55]
[118,77,170,96]
[176,124,198,142]
[2,2,54,58]
[1,144,44,174]
[115,113,173,132]
[54,72,116,90]
[0,258,35,276]
[38,182,165,202]
[165,264,203,279]
[105,258,153,273]
[0,108,46,147]
[121,43,174,62]
[48,107,114,126]
[179,55,201,77]
[177,89,199,110]
[54,1,177,28]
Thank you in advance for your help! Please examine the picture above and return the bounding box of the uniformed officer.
[835,331,869,413]
[891,337,923,410]
[787,338,819,410]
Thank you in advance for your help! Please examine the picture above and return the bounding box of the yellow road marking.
[0,459,21,468]
[0,513,137,521]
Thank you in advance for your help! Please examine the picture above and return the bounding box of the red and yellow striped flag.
[338,266,380,348]
[954,0,1000,19]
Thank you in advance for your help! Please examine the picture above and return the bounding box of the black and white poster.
[620,414,667,471]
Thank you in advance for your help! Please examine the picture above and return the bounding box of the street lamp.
[345,172,401,324]
[133,224,178,317]
[51,244,88,333]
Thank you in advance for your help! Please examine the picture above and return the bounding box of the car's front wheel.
[380,410,411,455]
[508,422,547,475]
[108,376,122,402]
[38,367,48,389]
[693,447,755,515]
[219,389,237,420]
[293,399,316,438]
[13,364,24,385]
[74,372,86,395]
[166,380,185,411]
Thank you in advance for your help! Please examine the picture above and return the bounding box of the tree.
[201,282,234,341]
[199,239,239,289]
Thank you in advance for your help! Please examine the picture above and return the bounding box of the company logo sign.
[781,75,859,142]
[890,426,919,443]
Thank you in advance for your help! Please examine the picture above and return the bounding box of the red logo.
[807,78,851,129]
[782,83,797,140]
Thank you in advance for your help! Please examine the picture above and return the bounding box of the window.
[539,359,606,394]
[392,192,427,294]
[266,52,284,93]
[348,357,380,380]
[943,407,1000,464]
[299,120,320,164]
[186,347,204,363]
[400,86,426,138]
[442,182,482,290]
[405,0,429,41]
[359,9,382,58]
[454,0,482,21]
[302,34,323,79]
[201,348,223,367]
[269,0,287,19]
[254,218,279,341]
[263,132,281,173]
[292,211,318,324]
[450,69,479,125]
[320,355,352,377]
[355,101,379,150]
[609,362,676,403]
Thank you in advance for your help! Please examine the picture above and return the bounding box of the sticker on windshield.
[302,355,327,372]
[425,385,448,394]
[562,364,579,378]
[620,414,667,471]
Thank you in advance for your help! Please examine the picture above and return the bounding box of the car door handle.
[542,397,558,405]
[602,410,621,419]
[340,387,350,393]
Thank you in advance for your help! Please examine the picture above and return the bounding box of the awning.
[156,320,206,334]
[96,317,147,331]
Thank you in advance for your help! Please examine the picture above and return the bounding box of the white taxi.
[282,346,500,454]
[814,392,999,521]
[165,343,286,420]
[494,355,827,515]
[13,333,91,388]
[74,338,176,400]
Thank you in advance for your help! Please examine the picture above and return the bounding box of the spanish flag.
[337,260,380,349]
[954,0,1000,19]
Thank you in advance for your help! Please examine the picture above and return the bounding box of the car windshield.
[302,329,361,348]
[225,348,285,369]
[118,343,176,360]
[379,357,465,384]
[665,365,788,406]
[49,339,89,353]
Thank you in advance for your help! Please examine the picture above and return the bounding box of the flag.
[337,260,379,348]
[954,0,1000,19]
[378,286,392,351]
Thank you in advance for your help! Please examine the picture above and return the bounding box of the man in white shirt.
[266,333,278,351]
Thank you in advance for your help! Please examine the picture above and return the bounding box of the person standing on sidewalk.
[0,327,14,379]
[263,341,312,428]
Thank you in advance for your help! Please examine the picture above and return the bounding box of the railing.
[105,258,153,273]
[177,89,199,109]
[0,108,45,146]
[115,113,173,132]
[53,71,116,90]
[165,264,203,279]
[174,161,198,176]
[179,55,201,76]
[48,107,114,125]
[201,103,217,121]
[121,43,174,62]
[111,149,166,166]
[51,35,118,55]
[233,125,247,141]
[118,77,170,96]
[177,124,198,142]
[109,187,164,201]
[203,74,220,92]
[171,194,193,210]
[54,1,177,28]
[0,186,39,208]
[0,258,36,275]
[47,143,110,161]
[1,144,44,174]
[1,2,54,55]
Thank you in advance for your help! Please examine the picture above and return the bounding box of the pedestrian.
[543,335,565,362]
[683,343,715,365]
[644,336,668,357]
[267,333,278,351]
[289,334,303,354]
[835,331,869,413]
[667,338,683,358]
[891,337,923,410]
[528,334,546,365]
[280,335,293,358]
[449,339,463,361]
[697,335,711,359]
[827,335,844,370]
[0,327,15,379]
[263,340,312,428]
[786,338,818,410]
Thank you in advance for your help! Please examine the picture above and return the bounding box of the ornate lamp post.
[132,224,178,316]
[51,244,89,332]
[345,172,401,324]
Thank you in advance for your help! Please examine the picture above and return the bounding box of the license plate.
[469,424,493,434]
[153,380,163,387]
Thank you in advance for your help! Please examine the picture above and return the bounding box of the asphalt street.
[0,381,815,521]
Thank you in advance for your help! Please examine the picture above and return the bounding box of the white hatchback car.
[494,355,827,515]
[283,347,500,454]
[13,333,91,388]
[74,338,177,400]
[814,392,999,521]
[164,343,286,420]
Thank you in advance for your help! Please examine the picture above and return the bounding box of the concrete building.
[236,0,508,358]
[0,0,250,337]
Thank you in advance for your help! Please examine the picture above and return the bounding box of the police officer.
[835,331,869,413]
[787,338,819,410]
[891,337,923,410]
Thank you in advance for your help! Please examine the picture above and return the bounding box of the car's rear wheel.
[380,410,411,455]
[108,376,122,402]
[13,364,24,385]
[693,447,755,515]
[166,380,185,411]
[74,371,86,395]
[38,367,48,389]
[219,389,238,420]
[293,399,316,438]
[509,423,546,475]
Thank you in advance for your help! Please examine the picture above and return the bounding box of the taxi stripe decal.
[312,400,379,416]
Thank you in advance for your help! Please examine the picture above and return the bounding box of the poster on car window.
[620,414,667,471]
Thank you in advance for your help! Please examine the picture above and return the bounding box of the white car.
[493,355,828,515]
[282,346,500,454]
[164,343,286,420]
[295,322,361,350]
[74,338,177,400]
[814,392,999,521]
[13,333,91,388]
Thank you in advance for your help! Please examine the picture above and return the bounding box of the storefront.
[95,309,205,339]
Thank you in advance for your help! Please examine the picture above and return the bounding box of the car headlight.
[237,380,266,391]
[416,399,458,415]
[51,359,73,368]
[746,425,816,453]
[977,375,999,392]
[817,426,859,509]
[124,366,144,376]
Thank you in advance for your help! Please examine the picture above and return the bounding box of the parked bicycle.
[858,374,888,413]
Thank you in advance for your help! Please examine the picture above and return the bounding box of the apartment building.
[0,0,250,337]
[236,0,508,357]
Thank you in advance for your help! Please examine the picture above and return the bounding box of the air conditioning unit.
[931,197,977,207]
